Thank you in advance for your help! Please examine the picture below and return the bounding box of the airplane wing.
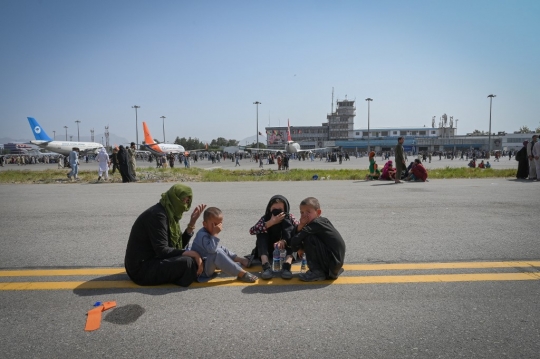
[243,147,279,153]
[79,147,104,155]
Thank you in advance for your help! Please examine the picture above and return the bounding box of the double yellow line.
[1,261,539,290]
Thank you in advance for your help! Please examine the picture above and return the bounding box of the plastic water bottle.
[279,247,286,267]
[300,253,307,273]
[272,244,281,272]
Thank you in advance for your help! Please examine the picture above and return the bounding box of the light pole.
[64,126,68,140]
[487,94,496,157]
[132,105,140,148]
[75,120,81,141]
[253,101,261,152]
[161,116,166,143]
[365,98,373,153]
[53,131,56,140]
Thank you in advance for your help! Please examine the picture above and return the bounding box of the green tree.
[535,126,540,133]
[518,126,530,133]
[174,136,205,150]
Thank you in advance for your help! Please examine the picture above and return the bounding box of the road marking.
[0,272,539,290]
[1,261,539,277]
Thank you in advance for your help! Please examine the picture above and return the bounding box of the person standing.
[67,147,80,181]
[394,137,406,183]
[96,147,110,182]
[127,142,137,179]
[57,155,64,169]
[117,145,135,183]
[527,135,538,180]
[533,135,540,181]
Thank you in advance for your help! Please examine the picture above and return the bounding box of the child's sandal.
[237,272,258,283]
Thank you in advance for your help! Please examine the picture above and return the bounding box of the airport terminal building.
[264,99,531,153]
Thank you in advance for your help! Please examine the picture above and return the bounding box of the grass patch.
[0,166,518,184]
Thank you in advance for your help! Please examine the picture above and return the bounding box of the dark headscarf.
[118,145,128,165]
[159,184,193,249]
[263,195,295,243]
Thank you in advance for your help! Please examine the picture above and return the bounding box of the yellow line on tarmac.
[343,261,540,271]
[0,261,539,277]
[1,272,539,290]
[0,268,126,277]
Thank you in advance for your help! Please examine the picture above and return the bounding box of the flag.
[205,143,208,150]
[258,131,262,136]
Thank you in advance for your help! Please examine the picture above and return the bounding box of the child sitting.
[290,197,346,282]
[249,195,299,279]
[365,151,380,180]
[191,207,258,283]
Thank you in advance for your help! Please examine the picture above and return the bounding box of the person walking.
[394,137,406,184]
[110,147,120,175]
[96,147,110,182]
[67,147,80,181]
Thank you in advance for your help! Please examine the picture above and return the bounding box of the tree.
[518,126,531,133]
[174,136,205,150]
[471,129,484,135]
[536,126,540,133]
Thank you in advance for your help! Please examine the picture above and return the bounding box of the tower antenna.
[331,87,334,114]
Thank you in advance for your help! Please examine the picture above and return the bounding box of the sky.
[1,0,539,144]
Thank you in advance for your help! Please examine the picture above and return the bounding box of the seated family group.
[124,184,346,287]
[366,151,428,182]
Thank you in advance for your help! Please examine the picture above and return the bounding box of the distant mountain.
[238,134,266,146]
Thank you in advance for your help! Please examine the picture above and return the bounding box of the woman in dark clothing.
[516,141,529,179]
[117,145,134,183]
[249,195,299,280]
[124,184,206,287]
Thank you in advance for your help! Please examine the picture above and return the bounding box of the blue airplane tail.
[27,117,53,141]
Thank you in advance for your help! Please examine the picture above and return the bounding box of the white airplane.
[142,122,186,156]
[247,119,327,154]
[27,117,104,156]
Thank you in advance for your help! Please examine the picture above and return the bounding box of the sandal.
[245,254,254,268]
[237,272,258,283]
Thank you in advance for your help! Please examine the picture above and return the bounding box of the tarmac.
[0,162,539,358]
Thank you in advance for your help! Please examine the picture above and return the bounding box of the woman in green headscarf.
[125,184,206,287]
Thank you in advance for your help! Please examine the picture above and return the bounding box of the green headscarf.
[159,184,193,249]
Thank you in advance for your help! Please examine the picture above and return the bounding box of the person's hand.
[270,212,285,225]
[182,250,203,276]
[211,222,223,236]
[275,239,287,250]
[268,212,286,228]
[189,204,207,226]
[195,256,203,276]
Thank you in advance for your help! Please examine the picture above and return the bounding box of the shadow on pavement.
[72,273,188,296]
[103,304,145,325]
[241,281,331,294]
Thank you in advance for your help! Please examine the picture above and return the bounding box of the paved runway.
[0,178,538,358]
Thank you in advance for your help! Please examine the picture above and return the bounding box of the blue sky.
[1,0,539,144]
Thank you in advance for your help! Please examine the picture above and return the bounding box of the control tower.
[327,99,355,140]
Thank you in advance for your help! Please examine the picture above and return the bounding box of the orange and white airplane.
[142,122,186,155]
